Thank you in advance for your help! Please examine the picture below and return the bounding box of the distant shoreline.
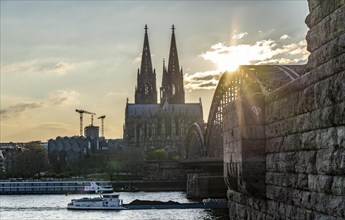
[0,179,186,195]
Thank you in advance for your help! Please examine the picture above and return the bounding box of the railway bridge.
[182,65,304,198]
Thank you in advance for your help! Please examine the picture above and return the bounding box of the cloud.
[0,102,43,119]
[43,61,76,75]
[37,122,71,132]
[0,90,80,118]
[232,32,248,40]
[184,70,222,90]
[106,91,128,96]
[1,60,91,76]
[47,90,80,106]
[185,37,309,90]
[280,34,290,40]
[133,53,142,63]
[2,60,38,74]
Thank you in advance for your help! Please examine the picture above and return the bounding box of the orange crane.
[97,115,106,138]
[75,109,96,136]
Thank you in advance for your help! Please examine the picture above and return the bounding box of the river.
[0,191,229,219]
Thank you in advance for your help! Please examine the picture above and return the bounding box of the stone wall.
[224,0,345,219]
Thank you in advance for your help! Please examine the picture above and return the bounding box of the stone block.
[266,185,292,204]
[316,146,345,175]
[314,103,345,129]
[265,173,308,190]
[308,174,333,194]
[335,0,345,9]
[307,4,345,53]
[237,203,247,219]
[332,102,345,126]
[282,173,297,187]
[266,153,276,172]
[338,126,345,147]
[265,185,275,200]
[316,127,339,149]
[293,114,306,133]
[282,134,302,152]
[333,54,345,75]
[331,176,345,196]
[292,189,305,207]
[308,0,322,12]
[295,151,317,174]
[313,212,343,220]
[333,71,345,104]
[295,207,308,220]
[304,55,344,91]
[327,194,345,217]
[266,137,283,153]
[298,85,315,114]
[307,191,345,217]
[266,200,278,216]
[265,172,277,186]
[277,152,296,173]
[301,130,317,150]
[331,5,345,38]
[314,76,342,109]
[306,25,319,53]
[298,173,309,189]
[277,201,287,216]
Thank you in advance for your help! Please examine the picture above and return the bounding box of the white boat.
[84,182,113,194]
[67,193,126,210]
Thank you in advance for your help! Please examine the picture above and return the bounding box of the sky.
[1,0,310,142]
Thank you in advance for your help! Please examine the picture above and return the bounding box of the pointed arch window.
[172,84,176,95]
[145,84,149,95]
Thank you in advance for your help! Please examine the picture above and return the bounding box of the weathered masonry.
[184,65,304,199]
[223,0,345,219]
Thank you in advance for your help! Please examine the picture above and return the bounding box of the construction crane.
[75,109,96,136]
[97,115,106,138]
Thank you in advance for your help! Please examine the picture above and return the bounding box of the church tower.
[135,25,157,104]
[160,25,185,104]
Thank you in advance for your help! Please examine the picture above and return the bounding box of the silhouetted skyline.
[1,1,309,142]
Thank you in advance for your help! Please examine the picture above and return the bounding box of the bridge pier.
[186,172,227,199]
[181,158,227,199]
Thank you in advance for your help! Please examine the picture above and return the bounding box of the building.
[84,125,99,139]
[123,25,204,158]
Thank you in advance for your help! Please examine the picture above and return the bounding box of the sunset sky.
[1,1,309,142]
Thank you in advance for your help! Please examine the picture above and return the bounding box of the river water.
[0,191,229,220]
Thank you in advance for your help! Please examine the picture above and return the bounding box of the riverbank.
[0,179,186,195]
[111,180,186,192]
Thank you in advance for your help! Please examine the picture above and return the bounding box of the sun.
[201,44,250,73]
[216,60,240,72]
[212,54,243,73]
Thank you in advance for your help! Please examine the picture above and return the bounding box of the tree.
[24,142,49,177]
[148,148,168,160]
[117,148,145,178]
[4,142,48,178]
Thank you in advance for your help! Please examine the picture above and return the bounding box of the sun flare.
[215,60,240,72]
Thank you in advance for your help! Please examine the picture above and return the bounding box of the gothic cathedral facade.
[124,25,204,158]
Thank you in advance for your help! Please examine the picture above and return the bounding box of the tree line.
[2,142,48,178]
[1,143,146,180]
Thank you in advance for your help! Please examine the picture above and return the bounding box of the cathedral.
[123,25,204,158]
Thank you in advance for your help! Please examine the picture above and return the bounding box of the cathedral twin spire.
[162,24,185,104]
[135,25,157,104]
[135,24,185,105]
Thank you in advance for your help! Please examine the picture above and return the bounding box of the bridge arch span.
[203,65,303,158]
[185,123,205,160]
